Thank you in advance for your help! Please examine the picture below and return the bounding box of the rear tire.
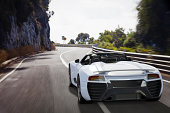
[77,76,87,104]
[69,65,74,87]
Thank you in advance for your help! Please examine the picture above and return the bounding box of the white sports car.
[69,52,163,103]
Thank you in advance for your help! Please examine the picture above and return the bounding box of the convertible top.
[82,52,130,64]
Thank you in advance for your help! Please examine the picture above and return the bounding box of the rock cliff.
[0,0,51,51]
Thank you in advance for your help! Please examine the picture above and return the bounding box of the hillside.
[0,0,51,51]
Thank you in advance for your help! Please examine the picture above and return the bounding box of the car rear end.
[87,71,163,101]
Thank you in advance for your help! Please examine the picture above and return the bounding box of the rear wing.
[94,69,155,74]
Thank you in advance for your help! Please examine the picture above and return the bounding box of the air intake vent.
[87,83,107,100]
[147,80,161,97]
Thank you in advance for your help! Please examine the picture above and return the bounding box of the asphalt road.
[0,47,170,113]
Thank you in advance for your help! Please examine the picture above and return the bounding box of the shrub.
[0,50,8,64]
[118,47,136,52]
[51,43,56,50]
[78,42,85,44]
[98,42,117,51]
[17,46,34,56]
[7,49,19,59]
[123,31,136,48]
[166,48,170,55]
[40,46,46,52]
[98,41,158,54]
[136,44,157,54]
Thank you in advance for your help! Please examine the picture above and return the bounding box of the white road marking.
[60,49,75,68]
[60,49,111,113]
[87,49,92,54]
[0,48,169,113]
[0,48,91,84]
[0,58,27,83]
[163,79,170,84]
[98,102,111,113]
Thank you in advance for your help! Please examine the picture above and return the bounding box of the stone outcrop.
[0,0,51,51]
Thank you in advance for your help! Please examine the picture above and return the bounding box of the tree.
[76,33,90,43]
[99,30,113,43]
[68,39,75,44]
[123,31,136,48]
[103,35,112,42]
[88,37,94,44]
[112,27,126,48]
[136,0,170,54]
[98,27,126,48]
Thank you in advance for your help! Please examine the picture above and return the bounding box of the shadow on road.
[69,86,104,113]
[104,100,170,113]
[0,67,29,80]
[69,86,77,97]
[23,57,52,63]
[69,86,170,113]
[1,67,29,73]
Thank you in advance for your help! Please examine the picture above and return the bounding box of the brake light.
[88,76,105,81]
[148,74,159,79]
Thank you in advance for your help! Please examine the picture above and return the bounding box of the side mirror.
[75,59,79,63]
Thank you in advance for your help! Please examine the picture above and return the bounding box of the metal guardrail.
[92,45,170,74]
[55,44,92,48]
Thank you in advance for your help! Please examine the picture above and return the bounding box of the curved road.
[0,47,170,113]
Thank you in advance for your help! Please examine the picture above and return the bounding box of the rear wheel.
[77,76,87,104]
[69,65,74,87]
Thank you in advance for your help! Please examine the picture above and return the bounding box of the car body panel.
[69,53,163,101]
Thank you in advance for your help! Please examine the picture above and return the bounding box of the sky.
[49,0,141,43]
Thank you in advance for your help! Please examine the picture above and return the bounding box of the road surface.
[0,47,170,113]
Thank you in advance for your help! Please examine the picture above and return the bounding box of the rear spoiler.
[94,69,155,74]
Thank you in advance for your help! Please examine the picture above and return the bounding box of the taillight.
[88,76,105,81]
[148,74,159,79]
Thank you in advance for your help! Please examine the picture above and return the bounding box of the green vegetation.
[74,0,170,55]
[136,0,170,55]
[98,27,126,48]
[88,37,95,44]
[68,39,75,44]
[95,0,170,55]
[92,26,158,54]
[123,30,136,48]
[76,33,90,44]
[74,26,158,54]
